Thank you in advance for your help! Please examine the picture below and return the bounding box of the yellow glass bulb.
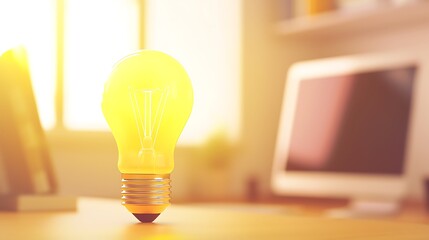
[102,50,193,222]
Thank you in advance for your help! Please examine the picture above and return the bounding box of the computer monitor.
[271,51,418,215]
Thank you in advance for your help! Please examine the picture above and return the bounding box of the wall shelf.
[276,2,429,39]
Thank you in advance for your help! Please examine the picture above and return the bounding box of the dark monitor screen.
[285,66,416,175]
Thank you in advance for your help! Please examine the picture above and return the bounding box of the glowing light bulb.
[102,50,193,222]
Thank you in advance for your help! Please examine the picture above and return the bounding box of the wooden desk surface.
[1,198,429,240]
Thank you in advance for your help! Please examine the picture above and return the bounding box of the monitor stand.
[325,198,401,218]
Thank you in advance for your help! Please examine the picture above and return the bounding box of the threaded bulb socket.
[121,174,171,215]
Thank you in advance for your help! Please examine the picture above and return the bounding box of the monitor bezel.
[271,51,418,200]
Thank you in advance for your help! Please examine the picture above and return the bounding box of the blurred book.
[0,47,76,211]
[306,0,337,15]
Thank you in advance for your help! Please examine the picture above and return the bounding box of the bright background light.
[0,0,56,129]
[64,0,140,130]
[146,0,242,144]
[0,0,241,145]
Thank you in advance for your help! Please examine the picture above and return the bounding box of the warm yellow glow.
[102,50,193,174]
[1,0,240,147]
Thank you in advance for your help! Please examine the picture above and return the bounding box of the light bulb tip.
[133,213,160,223]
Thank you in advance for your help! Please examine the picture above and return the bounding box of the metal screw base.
[121,174,171,217]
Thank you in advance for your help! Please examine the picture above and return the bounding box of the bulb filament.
[129,86,170,161]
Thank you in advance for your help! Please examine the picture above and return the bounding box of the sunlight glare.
[0,0,56,129]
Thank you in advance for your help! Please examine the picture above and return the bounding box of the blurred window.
[1,0,241,145]
[0,0,56,129]
[146,0,241,144]
[64,0,140,130]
